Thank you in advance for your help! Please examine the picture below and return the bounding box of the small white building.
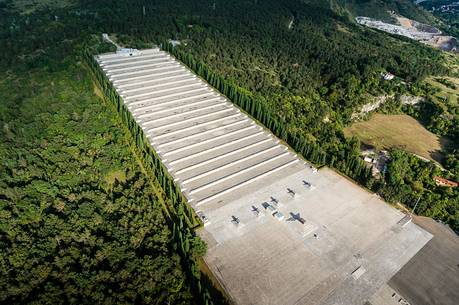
[168,39,182,47]
[364,156,376,164]
[382,72,395,81]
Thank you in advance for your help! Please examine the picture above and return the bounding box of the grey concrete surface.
[388,216,459,305]
[200,168,432,305]
[370,284,412,305]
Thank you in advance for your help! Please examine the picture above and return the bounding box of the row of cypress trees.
[83,49,223,305]
[161,42,373,186]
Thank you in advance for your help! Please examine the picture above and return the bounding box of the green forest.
[0,1,215,304]
[0,54,198,303]
[1,0,458,303]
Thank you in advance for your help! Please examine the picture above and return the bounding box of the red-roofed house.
[434,176,458,187]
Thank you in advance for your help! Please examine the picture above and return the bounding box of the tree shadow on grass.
[430,136,455,164]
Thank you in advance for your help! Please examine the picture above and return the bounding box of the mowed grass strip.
[344,114,448,162]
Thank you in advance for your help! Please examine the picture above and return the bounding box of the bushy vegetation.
[0,65,196,303]
[378,150,459,232]
[333,0,434,23]
[401,78,459,179]
[0,2,216,304]
[0,0,458,303]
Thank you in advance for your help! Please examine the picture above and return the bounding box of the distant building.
[102,33,110,42]
[434,176,458,187]
[361,150,389,177]
[168,39,182,47]
[364,156,377,164]
[382,72,395,81]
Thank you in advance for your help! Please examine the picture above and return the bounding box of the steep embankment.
[331,0,434,22]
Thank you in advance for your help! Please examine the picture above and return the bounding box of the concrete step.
[99,53,166,66]
[147,113,243,139]
[104,59,173,74]
[192,158,299,206]
[101,55,171,69]
[165,131,269,164]
[173,138,277,175]
[137,99,228,122]
[125,86,207,104]
[160,124,260,156]
[108,64,182,80]
[141,107,236,130]
[134,96,224,118]
[117,74,195,91]
[184,149,291,191]
[112,68,185,84]
[98,49,306,209]
[97,48,161,61]
[121,78,199,96]
[155,119,251,147]
[179,145,285,182]
[128,91,215,112]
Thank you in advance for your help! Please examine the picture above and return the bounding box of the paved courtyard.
[199,167,432,305]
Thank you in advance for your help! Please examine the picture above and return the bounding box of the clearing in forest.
[344,114,448,162]
[356,15,457,52]
[426,76,459,106]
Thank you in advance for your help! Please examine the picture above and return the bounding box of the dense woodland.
[1,0,459,303]
[0,1,213,304]
[419,0,459,38]
[0,62,197,303]
[380,150,459,231]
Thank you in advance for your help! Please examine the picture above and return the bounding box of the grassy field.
[344,114,449,162]
[426,76,459,106]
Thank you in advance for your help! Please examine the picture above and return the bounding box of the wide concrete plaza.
[96,48,433,305]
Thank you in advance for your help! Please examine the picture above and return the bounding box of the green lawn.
[345,114,450,162]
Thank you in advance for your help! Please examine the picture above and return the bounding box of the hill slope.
[331,0,434,22]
